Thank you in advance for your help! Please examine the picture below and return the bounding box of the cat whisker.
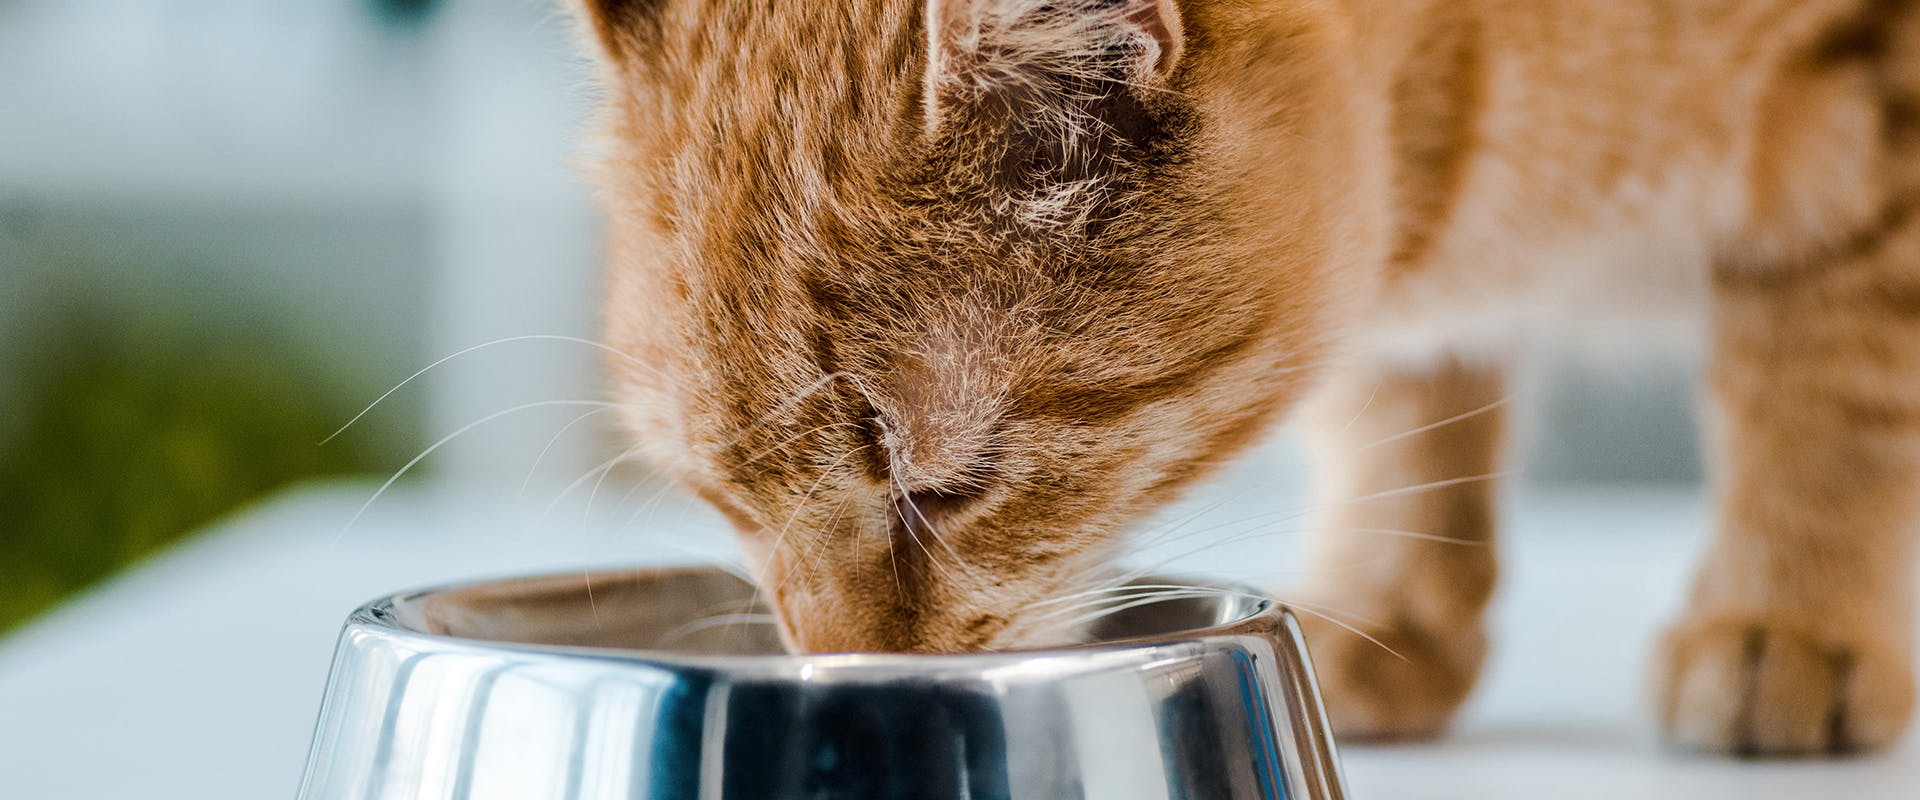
[620,476,692,529]
[1036,582,1266,614]
[776,486,863,597]
[735,421,870,468]
[658,613,779,647]
[584,569,601,628]
[842,375,982,588]
[1341,471,1511,506]
[1027,584,1408,664]
[889,482,974,585]
[322,334,660,446]
[1252,525,1483,547]
[758,370,858,427]
[1336,377,1385,433]
[1021,583,1240,613]
[1355,396,1513,453]
[584,444,644,522]
[1020,588,1213,630]
[599,473,654,524]
[1272,600,1409,663]
[887,453,988,584]
[520,405,617,499]
[1131,523,1486,586]
[545,441,649,514]
[1129,470,1510,560]
[595,373,863,530]
[1125,486,1261,550]
[338,399,618,538]
[747,444,870,621]
[1040,587,1266,633]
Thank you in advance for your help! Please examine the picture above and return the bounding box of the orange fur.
[577,0,1920,755]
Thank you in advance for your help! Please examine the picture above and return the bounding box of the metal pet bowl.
[297,566,1348,800]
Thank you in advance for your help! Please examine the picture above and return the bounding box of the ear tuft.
[573,0,665,62]
[924,0,1185,128]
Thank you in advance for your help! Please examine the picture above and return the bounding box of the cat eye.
[892,485,987,543]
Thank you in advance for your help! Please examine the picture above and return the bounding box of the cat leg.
[1657,230,1920,755]
[1294,355,1509,740]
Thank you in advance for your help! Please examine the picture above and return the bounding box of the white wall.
[425,0,612,491]
[0,0,618,493]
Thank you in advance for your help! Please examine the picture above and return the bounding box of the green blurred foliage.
[0,293,394,635]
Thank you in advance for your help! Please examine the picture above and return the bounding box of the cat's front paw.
[1298,611,1486,741]
[1655,614,1915,755]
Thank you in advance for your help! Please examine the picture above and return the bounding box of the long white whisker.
[585,444,639,523]
[1344,471,1511,506]
[1023,583,1234,610]
[1046,588,1265,633]
[546,443,649,514]
[622,477,690,529]
[584,569,601,628]
[1027,584,1269,627]
[520,405,616,498]
[1125,523,1487,590]
[1356,397,1511,452]
[777,481,863,596]
[1273,598,1387,634]
[1126,485,1261,550]
[1277,601,1409,663]
[1133,470,1510,562]
[338,399,616,537]
[322,334,656,446]
[1337,377,1384,434]
[737,421,868,468]
[659,613,779,646]
[747,445,869,619]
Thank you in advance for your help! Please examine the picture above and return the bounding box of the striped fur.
[577,0,1920,755]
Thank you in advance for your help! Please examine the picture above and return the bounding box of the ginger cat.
[575,0,1920,756]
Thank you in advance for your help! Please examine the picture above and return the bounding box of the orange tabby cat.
[575,0,1920,756]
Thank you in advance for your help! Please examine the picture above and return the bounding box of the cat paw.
[1655,615,1915,756]
[1297,611,1486,741]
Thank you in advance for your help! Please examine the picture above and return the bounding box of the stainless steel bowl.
[297,566,1347,799]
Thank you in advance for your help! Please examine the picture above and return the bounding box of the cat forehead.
[594,0,1195,210]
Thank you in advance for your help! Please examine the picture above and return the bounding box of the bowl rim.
[345,563,1284,678]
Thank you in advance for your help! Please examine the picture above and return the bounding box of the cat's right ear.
[923,0,1185,130]
[572,0,665,63]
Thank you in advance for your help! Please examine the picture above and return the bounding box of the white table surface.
[2,475,1916,799]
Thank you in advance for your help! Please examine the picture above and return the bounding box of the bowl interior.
[386,566,1267,657]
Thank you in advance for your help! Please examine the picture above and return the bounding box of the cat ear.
[923,0,1185,129]
[572,0,665,62]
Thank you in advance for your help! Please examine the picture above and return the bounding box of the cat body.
[1361,2,1889,356]
[1304,0,1920,754]
[577,0,1920,755]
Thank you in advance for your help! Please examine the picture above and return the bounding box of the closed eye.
[893,485,984,542]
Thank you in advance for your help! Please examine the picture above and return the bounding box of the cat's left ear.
[572,0,665,63]
[924,0,1185,128]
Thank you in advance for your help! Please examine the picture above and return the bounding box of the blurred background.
[23,4,1880,800]
[16,5,1920,798]
[0,0,1700,636]
[0,0,617,635]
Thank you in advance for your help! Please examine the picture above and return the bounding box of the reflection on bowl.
[297,566,1347,800]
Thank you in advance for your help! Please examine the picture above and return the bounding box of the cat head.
[579,0,1386,651]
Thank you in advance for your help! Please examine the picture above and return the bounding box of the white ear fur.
[923,0,1185,129]
[1124,0,1185,76]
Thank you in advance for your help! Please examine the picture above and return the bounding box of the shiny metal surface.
[297,566,1348,800]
